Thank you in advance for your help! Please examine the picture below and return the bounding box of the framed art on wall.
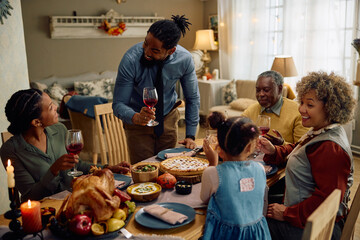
[209,14,218,43]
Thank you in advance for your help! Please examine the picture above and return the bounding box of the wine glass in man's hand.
[66,129,84,177]
[143,87,159,126]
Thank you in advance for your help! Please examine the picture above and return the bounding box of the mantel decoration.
[0,0,13,24]
[98,20,126,36]
[352,38,360,86]
[49,9,164,39]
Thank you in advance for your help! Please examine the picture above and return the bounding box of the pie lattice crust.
[160,156,209,176]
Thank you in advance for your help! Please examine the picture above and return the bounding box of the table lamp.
[271,56,298,77]
[193,29,218,74]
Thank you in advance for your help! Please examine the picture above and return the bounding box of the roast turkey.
[66,168,120,221]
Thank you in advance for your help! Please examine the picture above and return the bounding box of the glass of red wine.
[257,115,271,136]
[253,115,271,158]
[66,129,84,177]
[143,87,159,127]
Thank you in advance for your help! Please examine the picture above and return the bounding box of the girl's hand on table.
[258,137,276,155]
[267,203,286,221]
[203,138,218,166]
[50,154,79,176]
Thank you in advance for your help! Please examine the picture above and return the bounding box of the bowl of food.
[126,182,161,202]
[175,181,192,195]
[131,163,159,183]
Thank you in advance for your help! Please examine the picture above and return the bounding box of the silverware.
[119,212,134,238]
[195,211,205,215]
[193,147,203,154]
[120,228,133,239]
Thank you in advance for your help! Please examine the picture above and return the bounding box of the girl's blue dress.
[203,161,271,240]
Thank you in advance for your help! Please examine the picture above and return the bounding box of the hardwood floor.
[178,125,360,239]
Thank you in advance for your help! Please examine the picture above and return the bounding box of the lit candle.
[6,159,15,188]
[20,200,42,233]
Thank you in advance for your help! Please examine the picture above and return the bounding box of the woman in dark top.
[1,89,130,201]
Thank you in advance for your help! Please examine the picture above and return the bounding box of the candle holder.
[2,188,44,240]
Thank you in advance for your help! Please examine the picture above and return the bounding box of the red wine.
[66,143,83,155]
[144,98,158,108]
[259,127,270,135]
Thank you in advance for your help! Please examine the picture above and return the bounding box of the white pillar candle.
[6,159,15,188]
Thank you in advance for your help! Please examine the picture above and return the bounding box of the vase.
[355,59,360,87]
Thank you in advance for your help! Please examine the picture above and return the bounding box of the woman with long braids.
[113,15,200,164]
[1,89,130,201]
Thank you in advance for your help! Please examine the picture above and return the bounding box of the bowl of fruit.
[131,163,159,183]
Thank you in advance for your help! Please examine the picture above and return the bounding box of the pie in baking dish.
[160,156,209,176]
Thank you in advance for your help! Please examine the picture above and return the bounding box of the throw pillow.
[45,82,68,104]
[65,95,108,119]
[74,78,114,99]
[30,81,48,92]
[229,98,257,111]
[222,79,237,105]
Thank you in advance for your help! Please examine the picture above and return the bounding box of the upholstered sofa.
[209,80,293,118]
[30,70,117,107]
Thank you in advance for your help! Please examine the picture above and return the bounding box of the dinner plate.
[265,164,278,177]
[157,147,192,160]
[135,202,196,229]
[114,173,131,190]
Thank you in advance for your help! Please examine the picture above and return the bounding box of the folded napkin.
[143,205,188,225]
[165,151,195,159]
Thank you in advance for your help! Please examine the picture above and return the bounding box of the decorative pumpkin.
[157,172,177,189]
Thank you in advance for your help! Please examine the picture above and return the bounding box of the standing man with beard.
[113,15,200,164]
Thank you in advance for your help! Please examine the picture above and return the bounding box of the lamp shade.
[193,29,217,51]
[271,56,298,77]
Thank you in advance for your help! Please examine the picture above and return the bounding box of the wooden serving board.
[159,168,203,184]
[175,174,202,184]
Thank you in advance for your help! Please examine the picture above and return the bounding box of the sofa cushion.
[45,82,68,104]
[235,80,256,100]
[74,78,114,99]
[222,79,237,105]
[229,98,257,111]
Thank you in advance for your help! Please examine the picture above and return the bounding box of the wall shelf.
[49,9,164,39]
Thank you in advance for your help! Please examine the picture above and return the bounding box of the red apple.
[69,214,92,236]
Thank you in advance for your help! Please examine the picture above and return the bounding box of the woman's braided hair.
[5,89,43,135]
[208,112,259,156]
[148,15,191,49]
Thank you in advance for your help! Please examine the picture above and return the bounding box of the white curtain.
[218,0,357,92]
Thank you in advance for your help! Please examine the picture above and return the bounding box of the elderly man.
[242,71,308,144]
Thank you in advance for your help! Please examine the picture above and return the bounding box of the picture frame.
[209,14,218,42]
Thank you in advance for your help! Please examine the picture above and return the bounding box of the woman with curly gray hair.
[259,71,356,240]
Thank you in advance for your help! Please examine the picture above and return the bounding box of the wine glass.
[257,115,271,136]
[66,129,84,177]
[143,87,159,126]
[253,115,271,158]
[205,129,218,150]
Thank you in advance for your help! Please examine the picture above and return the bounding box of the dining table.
[0,149,285,240]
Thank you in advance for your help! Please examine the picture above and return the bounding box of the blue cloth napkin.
[65,95,108,119]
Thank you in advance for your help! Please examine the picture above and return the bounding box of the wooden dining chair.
[340,183,360,240]
[1,132,13,144]
[1,131,21,207]
[94,103,130,165]
[302,189,341,240]
[64,95,100,164]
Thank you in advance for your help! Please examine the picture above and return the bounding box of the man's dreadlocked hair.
[148,15,191,49]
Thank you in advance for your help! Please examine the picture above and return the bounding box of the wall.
[0,0,29,214]
[21,0,205,81]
